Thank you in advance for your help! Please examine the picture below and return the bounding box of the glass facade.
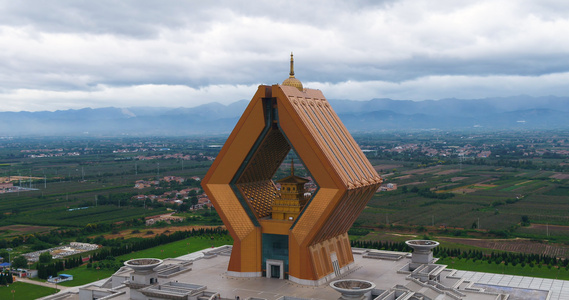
[262,233,289,275]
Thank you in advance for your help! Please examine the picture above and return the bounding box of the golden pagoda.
[272,159,309,221]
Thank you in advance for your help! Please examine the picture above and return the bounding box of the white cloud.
[0,84,256,112]
[308,72,569,100]
[1,0,569,111]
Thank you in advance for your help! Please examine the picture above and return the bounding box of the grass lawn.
[438,257,569,280]
[0,282,58,300]
[59,235,233,287]
[117,235,233,261]
[57,267,117,287]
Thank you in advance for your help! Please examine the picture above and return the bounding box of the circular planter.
[330,279,376,299]
[124,258,163,271]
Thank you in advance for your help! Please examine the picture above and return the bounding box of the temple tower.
[201,54,382,285]
[272,159,309,222]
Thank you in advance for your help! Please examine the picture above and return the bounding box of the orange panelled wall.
[202,86,270,275]
[202,84,382,282]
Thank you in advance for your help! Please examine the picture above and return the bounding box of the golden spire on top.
[289,52,295,77]
[291,157,294,175]
[282,52,303,91]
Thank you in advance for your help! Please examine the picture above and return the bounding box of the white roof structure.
[39,245,568,300]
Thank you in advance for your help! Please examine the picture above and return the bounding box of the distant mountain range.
[1,95,568,136]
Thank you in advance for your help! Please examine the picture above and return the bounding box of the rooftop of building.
[39,245,568,300]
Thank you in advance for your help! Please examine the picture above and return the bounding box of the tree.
[179,203,190,212]
[0,250,9,262]
[12,255,28,269]
[39,252,52,264]
[190,196,199,207]
[521,215,530,226]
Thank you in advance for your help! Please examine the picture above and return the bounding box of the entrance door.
[271,265,280,278]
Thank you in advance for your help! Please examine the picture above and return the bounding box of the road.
[14,277,71,291]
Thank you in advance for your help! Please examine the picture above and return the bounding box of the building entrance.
[266,259,284,279]
[271,265,280,278]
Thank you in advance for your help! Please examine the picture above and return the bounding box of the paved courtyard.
[39,246,569,300]
[455,270,569,300]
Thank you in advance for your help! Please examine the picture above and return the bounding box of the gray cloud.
[1,0,569,111]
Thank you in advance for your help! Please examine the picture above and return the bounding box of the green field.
[545,186,569,196]
[1,134,569,286]
[0,146,214,229]
[117,235,232,261]
[0,282,58,300]
[55,267,118,287]
[438,257,569,280]
[358,163,569,233]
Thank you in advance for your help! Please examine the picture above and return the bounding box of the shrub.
[491,201,505,207]
[521,215,530,226]
[348,228,371,236]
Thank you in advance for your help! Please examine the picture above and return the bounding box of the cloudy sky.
[1,0,569,112]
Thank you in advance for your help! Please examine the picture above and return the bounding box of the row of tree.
[91,227,227,261]
[37,261,63,279]
[36,255,89,279]
[0,272,14,285]
[351,240,411,252]
[351,240,567,268]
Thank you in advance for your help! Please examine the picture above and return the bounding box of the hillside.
[1,95,569,136]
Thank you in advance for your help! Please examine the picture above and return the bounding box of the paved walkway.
[454,270,569,300]
[14,277,71,291]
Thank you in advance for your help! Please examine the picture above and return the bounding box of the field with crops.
[0,132,568,270]
[0,139,215,230]
[359,162,569,234]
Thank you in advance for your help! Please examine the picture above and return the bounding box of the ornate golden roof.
[282,52,303,91]
[277,158,309,184]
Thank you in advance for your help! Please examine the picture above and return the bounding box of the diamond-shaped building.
[201,54,382,285]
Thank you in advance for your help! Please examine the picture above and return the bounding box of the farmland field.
[0,224,55,237]
[359,162,569,233]
[0,132,569,282]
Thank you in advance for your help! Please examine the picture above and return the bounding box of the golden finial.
[290,52,295,77]
[291,157,295,175]
[282,52,303,91]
